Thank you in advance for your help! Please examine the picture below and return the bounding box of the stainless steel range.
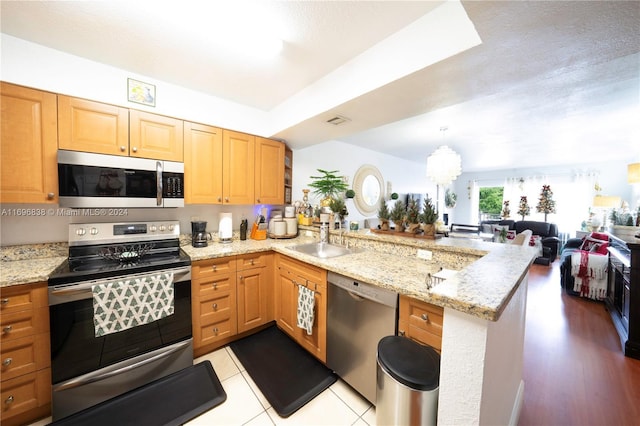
[48,221,192,421]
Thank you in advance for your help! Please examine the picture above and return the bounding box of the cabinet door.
[130,110,184,161]
[237,267,268,333]
[275,267,297,338]
[222,130,255,204]
[255,137,284,205]
[57,95,129,156]
[0,83,58,203]
[184,122,223,204]
[296,281,327,363]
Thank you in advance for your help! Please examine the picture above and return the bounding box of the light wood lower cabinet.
[398,295,444,351]
[0,282,51,426]
[192,253,274,356]
[275,254,327,362]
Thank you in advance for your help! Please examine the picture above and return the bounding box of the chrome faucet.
[319,223,329,244]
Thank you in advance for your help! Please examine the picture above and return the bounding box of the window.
[479,186,504,221]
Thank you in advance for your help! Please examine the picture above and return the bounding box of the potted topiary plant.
[406,196,421,234]
[378,198,390,231]
[419,195,438,237]
[389,199,406,232]
[308,169,349,207]
[329,197,348,228]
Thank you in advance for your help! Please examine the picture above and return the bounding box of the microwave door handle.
[156,161,163,206]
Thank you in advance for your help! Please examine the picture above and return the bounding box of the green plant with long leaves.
[308,169,349,199]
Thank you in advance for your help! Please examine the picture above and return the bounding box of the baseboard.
[509,380,525,426]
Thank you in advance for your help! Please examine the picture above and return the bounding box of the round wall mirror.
[352,164,384,216]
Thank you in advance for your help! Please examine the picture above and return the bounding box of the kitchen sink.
[288,242,361,259]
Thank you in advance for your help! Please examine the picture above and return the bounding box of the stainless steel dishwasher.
[327,271,398,404]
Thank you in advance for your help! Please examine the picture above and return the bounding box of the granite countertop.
[2,230,537,321]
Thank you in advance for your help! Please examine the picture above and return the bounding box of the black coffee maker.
[191,221,210,248]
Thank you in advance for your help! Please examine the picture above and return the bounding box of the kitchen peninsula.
[1,229,536,426]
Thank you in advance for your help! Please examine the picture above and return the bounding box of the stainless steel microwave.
[57,150,184,208]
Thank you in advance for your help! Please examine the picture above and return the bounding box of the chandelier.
[426,145,462,185]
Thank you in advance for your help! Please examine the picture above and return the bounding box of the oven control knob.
[90,227,99,235]
[150,225,157,232]
[76,228,86,236]
[168,224,175,232]
[159,225,166,232]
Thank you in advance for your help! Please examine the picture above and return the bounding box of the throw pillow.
[589,232,609,242]
[529,235,541,247]
[507,230,517,240]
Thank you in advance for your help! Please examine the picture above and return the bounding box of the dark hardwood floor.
[518,262,640,426]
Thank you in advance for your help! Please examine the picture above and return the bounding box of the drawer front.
[193,257,236,279]
[277,255,326,286]
[198,317,236,346]
[195,275,234,298]
[0,369,50,421]
[0,334,50,382]
[0,284,47,315]
[237,253,266,270]
[407,303,444,336]
[0,307,48,343]
[198,293,234,325]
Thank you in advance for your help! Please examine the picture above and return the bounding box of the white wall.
[292,140,437,227]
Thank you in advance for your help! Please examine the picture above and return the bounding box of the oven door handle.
[50,266,191,298]
[52,339,192,392]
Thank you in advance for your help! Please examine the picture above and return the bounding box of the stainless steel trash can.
[376,336,440,426]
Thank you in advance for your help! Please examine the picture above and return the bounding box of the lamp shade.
[426,145,462,185]
[593,195,621,208]
[628,163,640,183]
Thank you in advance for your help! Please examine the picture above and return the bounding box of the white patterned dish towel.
[92,272,174,337]
[296,285,315,335]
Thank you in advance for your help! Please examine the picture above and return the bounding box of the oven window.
[50,281,191,384]
[58,164,157,198]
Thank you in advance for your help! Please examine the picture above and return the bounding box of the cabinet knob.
[225,197,229,202]
[239,275,243,281]
[132,146,138,153]
[120,146,126,152]
[399,330,405,336]
[212,283,218,290]
[212,265,217,272]
[5,395,14,405]
[257,198,261,203]
[212,303,218,311]
[421,313,429,322]
[213,327,219,336]
[1,298,9,305]
[3,358,12,367]
[47,192,55,199]
[3,325,12,334]
[217,197,222,202]
[250,259,255,266]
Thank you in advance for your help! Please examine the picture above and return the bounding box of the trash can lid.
[377,336,440,391]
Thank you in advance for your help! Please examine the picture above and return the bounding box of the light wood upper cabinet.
[223,130,255,205]
[0,82,58,204]
[255,137,285,205]
[58,95,129,156]
[184,122,223,204]
[129,110,183,162]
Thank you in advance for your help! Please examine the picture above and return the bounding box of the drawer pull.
[250,259,255,266]
[1,298,9,304]
[2,358,12,367]
[239,275,243,281]
[213,327,219,336]
[421,313,429,322]
[212,265,217,272]
[3,325,12,333]
[5,395,14,405]
[212,283,218,290]
[212,303,218,311]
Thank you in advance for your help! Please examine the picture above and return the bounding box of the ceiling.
[2,1,639,173]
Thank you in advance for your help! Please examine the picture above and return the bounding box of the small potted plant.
[329,197,348,229]
[389,199,406,232]
[406,196,421,234]
[378,198,390,231]
[419,195,438,237]
[308,169,349,207]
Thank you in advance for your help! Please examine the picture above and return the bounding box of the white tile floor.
[31,346,376,426]
[186,346,376,425]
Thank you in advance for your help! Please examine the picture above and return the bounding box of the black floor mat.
[230,325,337,418]
[50,361,226,426]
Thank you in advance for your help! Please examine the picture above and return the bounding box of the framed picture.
[127,78,156,107]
